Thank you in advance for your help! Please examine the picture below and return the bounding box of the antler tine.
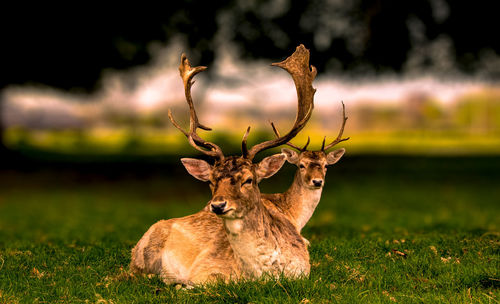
[322,101,350,151]
[241,126,251,158]
[168,54,224,160]
[270,121,310,152]
[302,136,311,150]
[244,44,316,159]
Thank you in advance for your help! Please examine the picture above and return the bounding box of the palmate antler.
[242,44,316,160]
[168,54,225,160]
[169,45,316,161]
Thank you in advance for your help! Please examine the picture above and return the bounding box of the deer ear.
[281,148,299,165]
[181,158,212,182]
[255,154,286,182]
[326,148,345,165]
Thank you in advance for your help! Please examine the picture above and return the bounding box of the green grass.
[0,156,499,303]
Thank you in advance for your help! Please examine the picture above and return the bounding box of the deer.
[130,45,316,287]
[261,103,349,237]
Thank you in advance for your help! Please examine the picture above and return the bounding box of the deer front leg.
[187,251,235,285]
[159,268,194,287]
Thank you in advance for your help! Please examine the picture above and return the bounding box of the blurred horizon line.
[2,42,499,156]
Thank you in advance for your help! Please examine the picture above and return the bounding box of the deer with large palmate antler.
[130,45,316,286]
[262,103,349,237]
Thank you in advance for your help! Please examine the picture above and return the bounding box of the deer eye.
[299,164,306,169]
[242,178,253,186]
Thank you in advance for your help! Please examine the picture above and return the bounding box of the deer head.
[181,155,286,219]
[169,45,316,219]
[272,102,349,189]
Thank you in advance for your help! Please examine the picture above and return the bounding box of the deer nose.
[210,200,227,215]
[312,179,323,187]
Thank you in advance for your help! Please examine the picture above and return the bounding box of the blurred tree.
[0,102,5,157]
[2,0,499,91]
[1,0,499,156]
[453,90,500,134]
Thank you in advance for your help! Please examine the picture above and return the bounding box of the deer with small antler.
[130,45,316,286]
[262,103,349,237]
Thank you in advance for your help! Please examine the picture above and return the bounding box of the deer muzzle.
[210,196,231,215]
[306,166,326,189]
[312,179,323,187]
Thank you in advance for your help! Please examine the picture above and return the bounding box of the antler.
[168,54,225,160]
[242,44,316,160]
[321,101,350,151]
[270,122,310,151]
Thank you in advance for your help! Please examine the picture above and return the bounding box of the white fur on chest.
[296,188,322,231]
[224,218,243,235]
[224,219,282,277]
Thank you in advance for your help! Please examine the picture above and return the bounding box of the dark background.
[2,1,499,92]
[1,0,499,162]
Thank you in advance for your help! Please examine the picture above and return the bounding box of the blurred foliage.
[5,128,500,157]
[2,1,499,157]
[2,0,499,91]
[6,90,500,156]
[454,91,500,132]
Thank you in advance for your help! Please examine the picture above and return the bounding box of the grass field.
[0,156,499,303]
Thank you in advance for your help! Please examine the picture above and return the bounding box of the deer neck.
[283,170,323,232]
[222,200,282,278]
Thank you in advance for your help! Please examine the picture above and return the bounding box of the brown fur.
[130,211,236,285]
[130,155,309,286]
[262,149,344,233]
